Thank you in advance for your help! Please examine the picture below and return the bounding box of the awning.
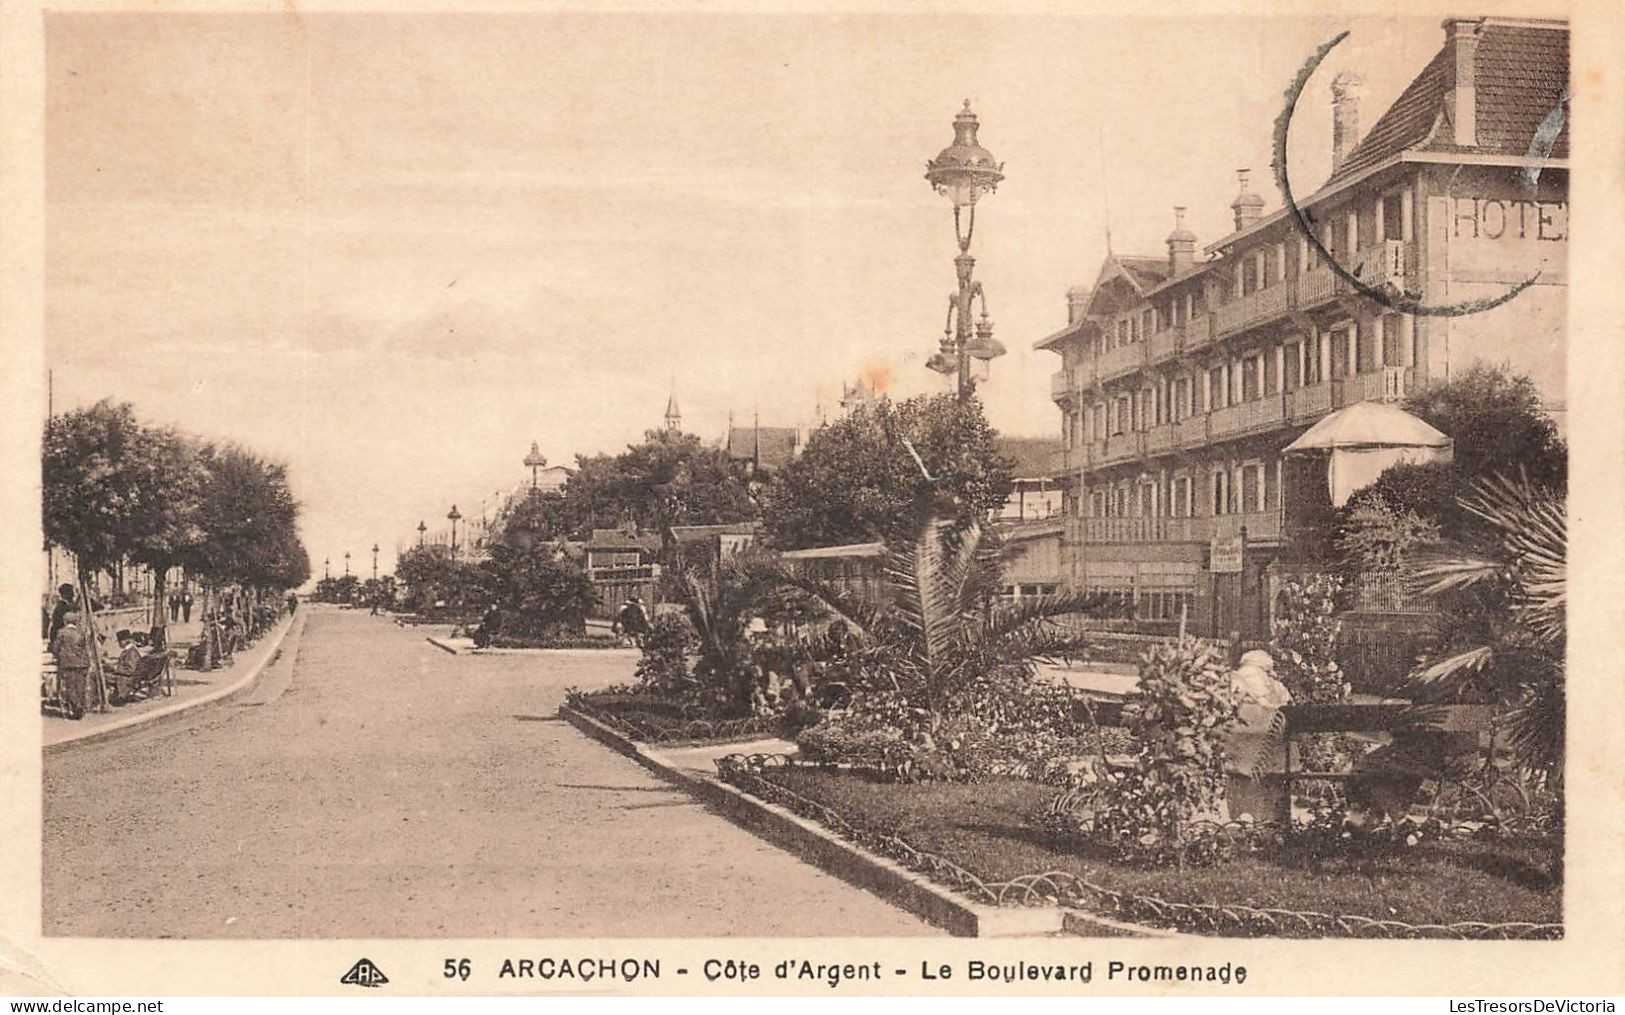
[1283,400,1451,453]
[1283,402,1453,508]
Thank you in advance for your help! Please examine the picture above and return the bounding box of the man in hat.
[48,584,77,642]
[50,610,91,719]
[106,629,147,703]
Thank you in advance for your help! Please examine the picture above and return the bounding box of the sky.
[43,9,1445,575]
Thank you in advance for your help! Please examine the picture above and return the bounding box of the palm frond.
[748,557,882,641]
[1409,644,1496,690]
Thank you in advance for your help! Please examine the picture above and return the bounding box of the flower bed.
[565,688,790,746]
[488,632,621,650]
[715,755,1561,939]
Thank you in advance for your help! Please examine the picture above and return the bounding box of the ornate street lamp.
[371,543,380,580]
[324,557,330,581]
[447,505,462,558]
[524,441,548,494]
[417,520,427,548]
[344,551,351,576]
[924,100,1007,401]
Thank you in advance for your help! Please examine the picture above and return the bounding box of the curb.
[559,702,1073,938]
[44,610,307,754]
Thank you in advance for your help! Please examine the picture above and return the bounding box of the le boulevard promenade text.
[482,956,1248,988]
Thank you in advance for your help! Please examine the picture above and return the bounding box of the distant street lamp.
[923,100,1007,401]
[324,557,330,581]
[524,441,548,495]
[372,543,380,580]
[417,520,427,548]
[447,505,462,558]
[344,551,351,577]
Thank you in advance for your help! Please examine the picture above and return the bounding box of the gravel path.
[43,608,939,938]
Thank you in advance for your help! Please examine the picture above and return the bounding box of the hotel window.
[1118,319,1130,345]
[1242,355,1261,401]
[1211,470,1229,515]
[1305,337,1323,385]
[1208,367,1226,410]
[1172,476,1191,517]
[1142,308,1156,336]
[1381,192,1406,241]
[1240,464,1262,513]
[1114,487,1129,517]
[1241,254,1259,296]
[1382,314,1403,366]
[1283,343,1300,392]
[1356,321,1377,373]
[1329,329,1350,380]
[1094,403,1106,438]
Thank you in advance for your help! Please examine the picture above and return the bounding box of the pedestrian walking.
[169,592,180,623]
[50,611,91,720]
[181,590,193,623]
[48,584,76,642]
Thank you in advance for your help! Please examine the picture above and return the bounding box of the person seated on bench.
[106,629,147,703]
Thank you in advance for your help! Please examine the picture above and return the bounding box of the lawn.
[759,766,1560,935]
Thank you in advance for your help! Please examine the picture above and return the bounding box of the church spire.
[663,378,681,432]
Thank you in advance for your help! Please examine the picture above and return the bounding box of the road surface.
[43,608,938,937]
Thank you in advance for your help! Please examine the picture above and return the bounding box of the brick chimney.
[1166,206,1196,274]
[1066,285,1091,325]
[1443,18,1482,147]
[1330,70,1365,173]
[1230,169,1264,232]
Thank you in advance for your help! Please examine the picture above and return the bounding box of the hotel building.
[1035,17,1567,633]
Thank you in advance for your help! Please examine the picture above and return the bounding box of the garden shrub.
[1051,638,1243,866]
[634,613,694,693]
[1271,575,1356,808]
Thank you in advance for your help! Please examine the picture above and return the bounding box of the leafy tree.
[1332,365,1565,551]
[1403,363,1566,492]
[761,394,1013,550]
[479,543,597,635]
[43,401,217,630]
[181,442,305,599]
[393,546,486,610]
[557,430,756,540]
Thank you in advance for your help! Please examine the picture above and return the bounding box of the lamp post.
[324,557,330,581]
[923,100,1007,401]
[344,551,351,577]
[371,543,379,580]
[524,441,547,495]
[417,520,427,548]
[447,505,462,558]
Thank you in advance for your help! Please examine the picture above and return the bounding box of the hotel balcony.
[1098,431,1145,466]
[1214,278,1294,338]
[1209,394,1286,440]
[1144,422,1178,456]
[1096,339,1148,384]
[1185,312,1214,351]
[1146,324,1182,362]
[1285,380,1333,423]
[1297,240,1416,312]
[1333,366,1413,407]
[1074,509,1284,545]
[1050,369,1072,402]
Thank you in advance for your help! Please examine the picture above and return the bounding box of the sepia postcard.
[2,0,1623,999]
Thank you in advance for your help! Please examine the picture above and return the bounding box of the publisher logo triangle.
[341,958,389,988]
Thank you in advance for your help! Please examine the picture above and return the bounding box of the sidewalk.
[43,609,302,751]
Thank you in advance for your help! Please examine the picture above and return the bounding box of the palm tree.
[1406,472,1565,787]
[767,512,1115,733]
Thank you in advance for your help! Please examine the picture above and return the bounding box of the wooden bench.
[1070,697,1498,825]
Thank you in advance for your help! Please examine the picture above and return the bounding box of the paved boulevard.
[43,608,938,937]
